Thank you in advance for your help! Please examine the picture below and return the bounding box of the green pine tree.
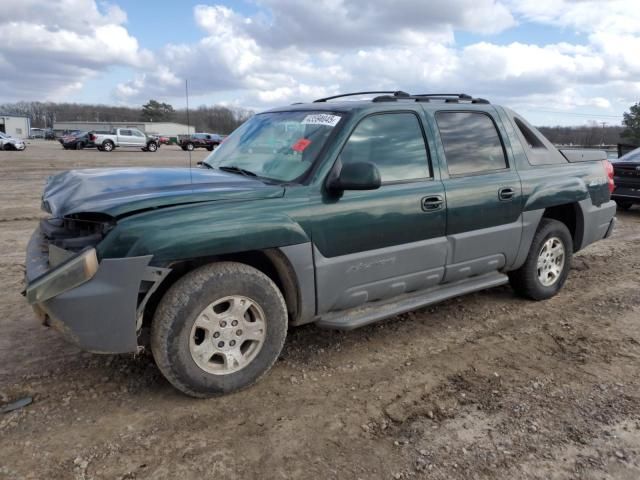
[621,102,640,145]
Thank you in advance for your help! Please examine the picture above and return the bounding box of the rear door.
[432,109,523,282]
[117,129,134,146]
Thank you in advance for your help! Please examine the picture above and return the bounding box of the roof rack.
[313,91,410,103]
[312,91,489,104]
[373,92,490,104]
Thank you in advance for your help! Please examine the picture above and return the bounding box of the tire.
[97,146,104,152]
[615,200,633,211]
[76,142,84,150]
[147,141,158,152]
[102,140,114,152]
[186,142,195,152]
[206,146,214,151]
[151,262,288,398]
[509,218,573,300]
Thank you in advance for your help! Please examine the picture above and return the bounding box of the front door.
[131,129,147,147]
[311,111,447,314]
[433,110,523,282]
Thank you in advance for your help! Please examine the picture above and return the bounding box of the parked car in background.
[30,128,45,139]
[60,131,96,150]
[44,129,56,140]
[147,133,170,145]
[178,132,223,151]
[0,132,26,151]
[611,147,640,210]
[90,128,159,152]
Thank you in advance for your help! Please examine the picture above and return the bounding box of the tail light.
[89,134,96,141]
[602,160,615,194]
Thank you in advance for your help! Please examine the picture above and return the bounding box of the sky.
[1,0,639,126]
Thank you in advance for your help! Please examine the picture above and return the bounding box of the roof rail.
[413,93,473,100]
[313,91,410,103]
[372,92,490,104]
[312,91,490,104]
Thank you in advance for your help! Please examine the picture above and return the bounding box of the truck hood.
[42,167,285,217]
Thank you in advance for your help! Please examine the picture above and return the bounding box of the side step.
[315,272,509,330]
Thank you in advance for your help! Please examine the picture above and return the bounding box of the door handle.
[421,195,444,212]
[498,187,515,201]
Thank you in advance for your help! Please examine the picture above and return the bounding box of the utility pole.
[600,121,607,146]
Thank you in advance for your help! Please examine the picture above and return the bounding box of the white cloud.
[114,0,635,120]
[0,0,150,101]
[2,0,638,125]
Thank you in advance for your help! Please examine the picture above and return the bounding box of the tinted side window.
[132,130,144,137]
[340,113,429,182]
[436,112,507,176]
[120,129,132,136]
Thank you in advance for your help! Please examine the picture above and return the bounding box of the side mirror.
[328,161,381,192]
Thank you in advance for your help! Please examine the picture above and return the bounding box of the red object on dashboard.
[292,138,311,152]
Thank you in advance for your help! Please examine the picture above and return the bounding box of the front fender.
[97,207,310,264]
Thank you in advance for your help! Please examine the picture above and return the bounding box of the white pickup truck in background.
[90,128,159,152]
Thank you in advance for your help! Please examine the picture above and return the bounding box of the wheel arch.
[541,203,581,251]
[141,245,314,332]
[509,202,582,271]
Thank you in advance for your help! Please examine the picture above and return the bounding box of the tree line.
[537,124,626,146]
[0,100,254,135]
[2,98,640,146]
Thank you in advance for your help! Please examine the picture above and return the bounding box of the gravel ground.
[1,141,639,480]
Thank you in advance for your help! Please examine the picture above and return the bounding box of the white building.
[53,121,194,137]
[0,114,31,138]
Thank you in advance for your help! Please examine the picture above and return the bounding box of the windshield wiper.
[218,165,258,177]
[198,161,213,169]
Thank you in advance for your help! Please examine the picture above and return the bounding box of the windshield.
[203,111,343,182]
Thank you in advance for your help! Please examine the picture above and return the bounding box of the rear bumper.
[611,185,640,203]
[24,227,160,354]
[578,200,617,250]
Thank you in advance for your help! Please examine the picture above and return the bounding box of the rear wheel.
[151,262,288,398]
[147,141,158,152]
[75,142,84,150]
[509,218,573,300]
[615,200,633,211]
[102,140,114,152]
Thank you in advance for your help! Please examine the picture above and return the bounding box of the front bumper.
[25,227,165,354]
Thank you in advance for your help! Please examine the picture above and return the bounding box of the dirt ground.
[1,140,639,480]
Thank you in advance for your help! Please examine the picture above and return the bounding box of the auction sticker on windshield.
[301,114,341,127]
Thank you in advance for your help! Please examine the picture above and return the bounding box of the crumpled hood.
[42,167,284,217]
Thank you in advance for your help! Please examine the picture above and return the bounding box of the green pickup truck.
[24,91,616,397]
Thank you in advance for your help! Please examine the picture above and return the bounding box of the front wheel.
[151,262,288,398]
[75,142,84,150]
[186,142,195,152]
[509,218,573,300]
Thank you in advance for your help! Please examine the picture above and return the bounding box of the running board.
[315,272,509,330]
